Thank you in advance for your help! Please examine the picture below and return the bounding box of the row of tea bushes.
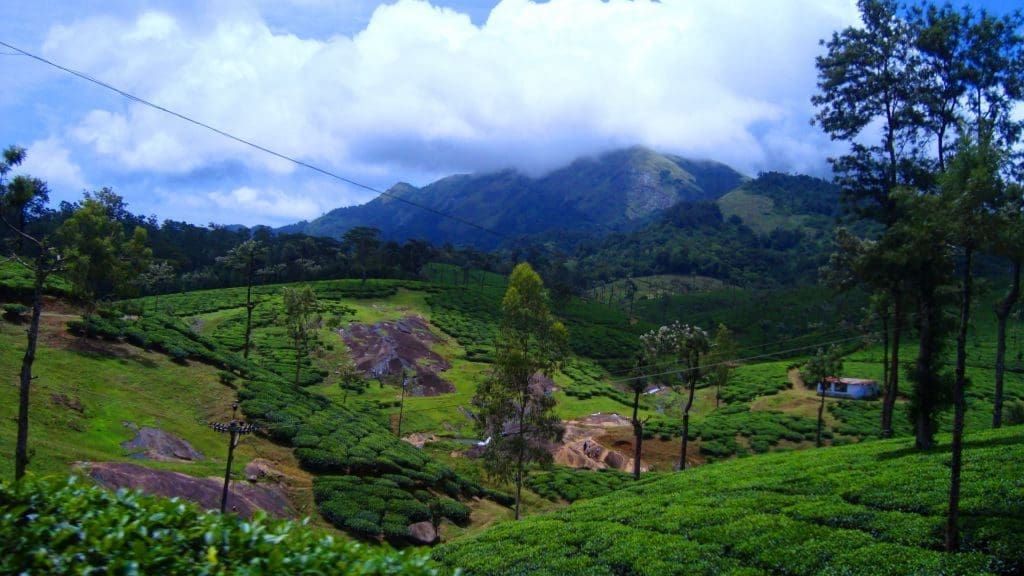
[0,477,439,575]
[435,427,1024,575]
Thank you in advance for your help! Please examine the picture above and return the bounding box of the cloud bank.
[33,0,859,225]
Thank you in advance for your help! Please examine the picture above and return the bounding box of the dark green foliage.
[559,356,633,406]
[526,468,633,503]
[426,286,500,362]
[435,427,1024,575]
[2,302,28,321]
[719,362,791,403]
[0,477,438,575]
[696,404,825,457]
[0,260,73,300]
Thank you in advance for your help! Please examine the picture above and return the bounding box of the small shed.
[817,377,879,400]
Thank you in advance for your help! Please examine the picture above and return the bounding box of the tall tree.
[648,322,710,471]
[1,150,64,481]
[140,260,176,314]
[992,189,1022,428]
[282,285,321,387]
[217,240,265,359]
[341,226,381,285]
[813,0,924,439]
[707,324,736,408]
[472,263,567,520]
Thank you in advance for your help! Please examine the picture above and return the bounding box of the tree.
[0,147,62,481]
[282,285,321,387]
[707,324,736,408]
[140,260,176,314]
[647,321,710,471]
[217,240,265,359]
[992,187,1022,428]
[813,0,924,440]
[472,263,567,520]
[57,194,152,308]
[4,175,49,253]
[801,345,844,447]
[941,139,1015,552]
[341,226,381,285]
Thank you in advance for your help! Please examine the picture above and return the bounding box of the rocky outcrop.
[121,422,204,462]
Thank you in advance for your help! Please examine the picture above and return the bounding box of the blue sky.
[0,0,1018,227]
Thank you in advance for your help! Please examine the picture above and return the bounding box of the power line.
[0,40,507,241]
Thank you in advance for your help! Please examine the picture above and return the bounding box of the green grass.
[434,426,1024,575]
[0,317,272,481]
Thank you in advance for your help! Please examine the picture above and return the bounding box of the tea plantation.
[0,477,439,575]
[434,426,1024,575]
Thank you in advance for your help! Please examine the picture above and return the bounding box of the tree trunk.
[946,248,973,552]
[15,264,45,481]
[294,339,302,387]
[632,387,643,480]
[243,256,254,359]
[993,259,1020,428]
[914,285,939,450]
[816,388,826,447]
[880,308,889,432]
[679,374,696,471]
[882,291,902,438]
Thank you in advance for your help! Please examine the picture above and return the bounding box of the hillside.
[573,171,842,287]
[434,426,1024,575]
[284,147,746,249]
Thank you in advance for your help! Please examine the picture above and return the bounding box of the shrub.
[0,477,439,575]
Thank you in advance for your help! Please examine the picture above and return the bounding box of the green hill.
[433,426,1024,575]
[284,147,746,250]
[571,172,842,288]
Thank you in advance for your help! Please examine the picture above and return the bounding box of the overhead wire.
[0,40,507,242]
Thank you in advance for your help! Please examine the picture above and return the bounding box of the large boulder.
[408,521,438,545]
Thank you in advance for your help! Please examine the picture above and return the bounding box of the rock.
[121,423,204,462]
[603,450,625,469]
[408,521,438,545]
[80,462,293,519]
[244,458,284,483]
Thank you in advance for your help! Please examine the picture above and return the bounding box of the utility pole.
[210,403,258,514]
[396,369,413,438]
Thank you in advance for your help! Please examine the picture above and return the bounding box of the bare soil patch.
[554,413,644,472]
[339,315,455,396]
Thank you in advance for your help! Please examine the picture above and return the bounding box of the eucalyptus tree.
[282,285,321,387]
[472,263,567,519]
[647,321,709,471]
[217,240,265,359]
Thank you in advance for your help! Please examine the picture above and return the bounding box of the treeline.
[0,182,510,300]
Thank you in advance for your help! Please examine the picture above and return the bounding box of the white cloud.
[40,0,859,209]
[18,138,88,195]
[208,185,323,223]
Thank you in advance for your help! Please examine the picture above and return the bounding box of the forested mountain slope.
[284,147,746,249]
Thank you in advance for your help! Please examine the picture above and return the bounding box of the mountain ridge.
[281,146,748,249]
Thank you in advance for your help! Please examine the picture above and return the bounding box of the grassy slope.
[434,426,1024,575]
[0,311,301,486]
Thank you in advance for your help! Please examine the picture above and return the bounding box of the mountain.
[282,147,747,249]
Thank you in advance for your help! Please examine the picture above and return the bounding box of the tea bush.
[0,477,440,575]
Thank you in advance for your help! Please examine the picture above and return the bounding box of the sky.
[0,0,1018,227]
